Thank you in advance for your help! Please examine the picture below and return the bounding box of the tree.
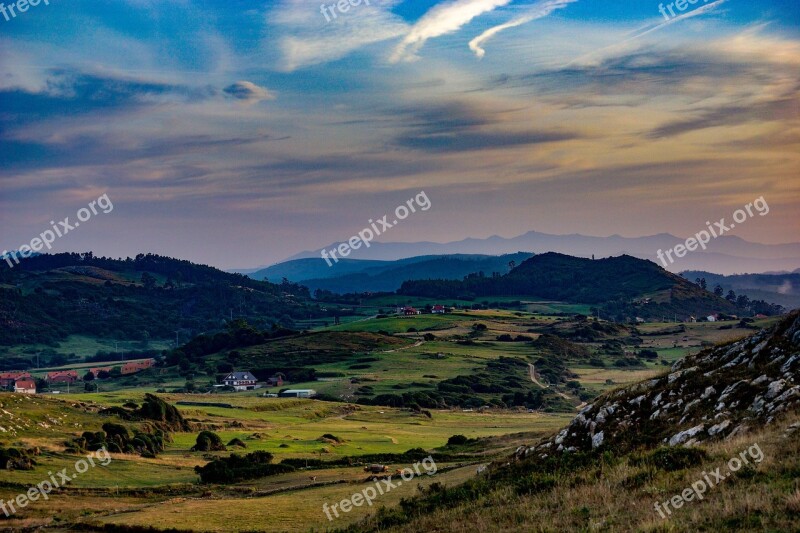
[141,272,156,290]
[736,294,750,309]
[714,284,724,297]
[83,371,95,381]
[508,260,516,271]
[695,277,707,290]
[726,289,737,303]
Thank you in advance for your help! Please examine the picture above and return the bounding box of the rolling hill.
[0,252,320,354]
[399,253,738,320]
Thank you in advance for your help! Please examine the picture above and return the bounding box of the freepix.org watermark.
[321,191,431,267]
[322,456,437,521]
[656,196,768,268]
[2,193,114,268]
[654,442,764,519]
[1,0,53,23]
[320,0,369,23]
[658,0,712,21]
[0,447,112,517]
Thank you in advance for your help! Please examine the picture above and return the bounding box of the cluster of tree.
[357,357,569,410]
[167,320,298,366]
[0,253,320,347]
[98,393,193,433]
[68,422,166,457]
[398,254,681,304]
[194,451,295,484]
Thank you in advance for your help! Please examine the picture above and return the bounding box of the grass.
[352,412,800,533]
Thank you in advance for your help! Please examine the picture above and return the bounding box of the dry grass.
[377,412,800,533]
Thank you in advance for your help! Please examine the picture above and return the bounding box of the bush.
[447,435,469,446]
[195,451,292,484]
[192,431,227,452]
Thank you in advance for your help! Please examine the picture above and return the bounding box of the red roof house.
[47,370,79,383]
[14,378,36,394]
[121,359,155,375]
[0,371,31,388]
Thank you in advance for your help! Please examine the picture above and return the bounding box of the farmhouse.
[278,389,317,398]
[223,371,258,391]
[121,359,155,375]
[431,305,447,314]
[47,370,79,384]
[14,378,36,394]
[403,307,421,316]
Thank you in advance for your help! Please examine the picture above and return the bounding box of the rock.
[708,420,731,436]
[701,386,716,400]
[591,431,604,449]
[668,424,705,446]
[766,380,786,400]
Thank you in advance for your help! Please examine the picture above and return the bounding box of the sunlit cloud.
[390,0,513,62]
[469,0,578,59]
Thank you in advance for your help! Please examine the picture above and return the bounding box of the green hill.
[0,253,321,355]
[399,253,738,320]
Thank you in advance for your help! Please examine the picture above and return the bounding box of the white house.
[222,371,258,391]
[278,389,317,398]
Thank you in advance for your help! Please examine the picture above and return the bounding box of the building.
[223,371,258,391]
[431,305,446,314]
[89,367,114,377]
[13,378,36,394]
[278,389,317,398]
[47,370,79,384]
[0,371,31,389]
[266,375,284,387]
[121,359,155,375]
[403,307,421,316]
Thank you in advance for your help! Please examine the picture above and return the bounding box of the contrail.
[469,0,578,59]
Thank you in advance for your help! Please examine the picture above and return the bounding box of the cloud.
[469,0,578,59]
[223,81,276,103]
[390,0,513,63]
[568,0,727,66]
[271,0,407,71]
[387,100,581,152]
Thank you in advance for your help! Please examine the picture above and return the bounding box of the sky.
[1,0,798,270]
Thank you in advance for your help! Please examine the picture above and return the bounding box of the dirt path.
[529,363,576,404]
[382,340,424,353]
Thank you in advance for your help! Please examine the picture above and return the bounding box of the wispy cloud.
[568,0,727,66]
[390,0,513,63]
[469,0,578,59]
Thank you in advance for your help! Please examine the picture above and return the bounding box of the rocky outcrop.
[517,311,800,460]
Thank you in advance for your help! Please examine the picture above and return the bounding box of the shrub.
[447,435,469,446]
[192,431,227,452]
[195,451,291,484]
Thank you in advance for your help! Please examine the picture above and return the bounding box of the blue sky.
[1,0,798,268]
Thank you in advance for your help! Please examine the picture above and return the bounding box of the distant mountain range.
[277,231,800,276]
[247,253,533,294]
